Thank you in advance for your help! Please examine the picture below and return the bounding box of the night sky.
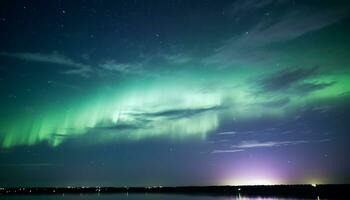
[0,0,350,187]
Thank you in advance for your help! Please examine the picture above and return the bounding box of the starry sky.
[0,0,350,187]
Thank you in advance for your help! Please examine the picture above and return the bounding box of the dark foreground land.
[1,184,349,199]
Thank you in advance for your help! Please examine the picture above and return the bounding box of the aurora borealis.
[0,0,350,186]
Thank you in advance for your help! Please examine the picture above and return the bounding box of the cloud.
[295,82,336,94]
[94,123,144,131]
[0,52,91,77]
[1,51,191,79]
[240,7,349,47]
[99,59,143,74]
[217,131,237,135]
[257,98,290,107]
[227,0,288,21]
[136,105,225,120]
[260,67,319,91]
[258,67,336,94]
[231,139,329,149]
[204,2,350,67]
[231,140,306,148]
[162,53,192,65]
[63,67,91,77]
[98,53,192,77]
[211,139,329,154]
[90,106,223,133]
[229,0,275,16]
[211,149,244,154]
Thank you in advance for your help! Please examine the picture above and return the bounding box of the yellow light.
[224,178,278,186]
[311,184,317,187]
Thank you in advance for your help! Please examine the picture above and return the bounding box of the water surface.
[0,194,323,200]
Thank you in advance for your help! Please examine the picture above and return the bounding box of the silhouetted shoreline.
[1,184,349,198]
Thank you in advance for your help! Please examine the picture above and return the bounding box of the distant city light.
[224,178,279,186]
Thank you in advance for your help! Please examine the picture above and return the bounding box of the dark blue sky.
[0,0,350,186]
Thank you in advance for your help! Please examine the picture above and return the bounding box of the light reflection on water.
[0,194,323,200]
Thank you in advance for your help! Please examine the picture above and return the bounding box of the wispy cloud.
[231,140,307,148]
[231,139,329,149]
[257,98,290,107]
[229,0,275,16]
[0,51,92,77]
[211,139,329,154]
[258,67,335,94]
[99,59,143,74]
[237,8,348,47]
[0,49,195,79]
[204,2,350,67]
[98,52,193,77]
[136,105,224,120]
[260,67,319,91]
[211,149,244,154]
[295,82,336,94]
[162,53,192,65]
[217,131,237,135]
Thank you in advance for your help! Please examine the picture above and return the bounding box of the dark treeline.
[1,184,349,199]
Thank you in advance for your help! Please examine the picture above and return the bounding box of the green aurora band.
[1,65,349,148]
[1,19,350,148]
